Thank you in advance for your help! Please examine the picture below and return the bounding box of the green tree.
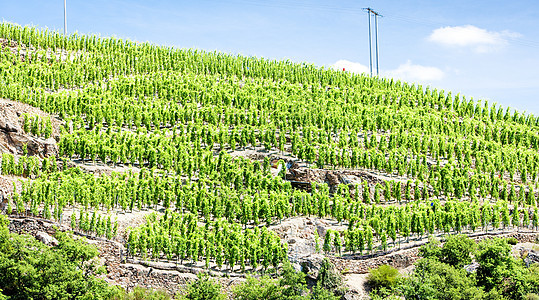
[316,258,343,293]
[398,258,484,300]
[322,230,332,253]
[475,238,515,291]
[439,234,476,268]
[0,221,116,300]
[279,262,307,298]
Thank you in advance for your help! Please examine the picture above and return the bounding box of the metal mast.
[64,0,67,35]
[363,8,382,76]
[374,12,380,76]
[367,9,372,76]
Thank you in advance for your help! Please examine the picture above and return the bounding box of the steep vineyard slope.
[1,23,538,295]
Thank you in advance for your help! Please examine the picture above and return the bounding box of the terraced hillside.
[1,22,538,295]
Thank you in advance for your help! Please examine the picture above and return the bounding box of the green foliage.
[419,234,475,268]
[506,237,518,245]
[475,238,515,290]
[0,219,117,300]
[309,283,339,300]
[418,235,442,259]
[367,264,400,289]
[177,273,225,300]
[398,258,484,300]
[55,231,100,265]
[387,235,539,300]
[110,286,171,300]
[232,276,284,300]
[231,263,338,300]
[439,234,476,268]
[316,258,343,294]
[279,262,307,298]
[0,215,8,245]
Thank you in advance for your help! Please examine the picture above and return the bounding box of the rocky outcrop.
[0,100,58,157]
[286,166,398,193]
[528,252,539,265]
[36,231,59,246]
[299,253,326,279]
[8,217,62,236]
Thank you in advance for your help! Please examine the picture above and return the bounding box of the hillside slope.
[1,22,538,296]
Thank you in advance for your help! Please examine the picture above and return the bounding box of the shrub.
[476,238,514,291]
[506,237,518,245]
[279,262,307,297]
[525,293,539,300]
[418,236,441,259]
[316,258,343,292]
[367,265,400,289]
[110,286,171,300]
[419,235,477,268]
[177,273,225,300]
[310,282,339,300]
[399,258,483,300]
[232,276,283,300]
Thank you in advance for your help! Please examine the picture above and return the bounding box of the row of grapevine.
[1,153,58,177]
[22,113,53,138]
[70,210,118,240]
[127,211,287,271]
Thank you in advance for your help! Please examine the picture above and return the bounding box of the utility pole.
[367,9,372,77]
[375,12,380,76]
[64,0,67,35]
[363,8,382,77]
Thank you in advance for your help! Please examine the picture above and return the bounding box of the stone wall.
[331,248,420,274]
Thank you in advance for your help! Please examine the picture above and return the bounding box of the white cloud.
[429,25,521,53]
[384,60,445,82]
[331,59,444,84]
[331,59,369,74]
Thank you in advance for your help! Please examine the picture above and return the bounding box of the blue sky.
[2,0,539,115]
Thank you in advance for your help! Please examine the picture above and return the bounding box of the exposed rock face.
[528,252,539,265]
[0,106,21,133]
[286,165,397,194]
[36,231,59,246]
[299,253,326,279]
[0,100,58,157]
[0,189,6,211]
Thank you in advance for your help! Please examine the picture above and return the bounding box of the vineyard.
[0,22,539,279]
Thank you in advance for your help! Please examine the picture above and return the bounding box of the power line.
[194,0,539,51]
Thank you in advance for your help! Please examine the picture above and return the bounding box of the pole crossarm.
[363,7,383,17]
